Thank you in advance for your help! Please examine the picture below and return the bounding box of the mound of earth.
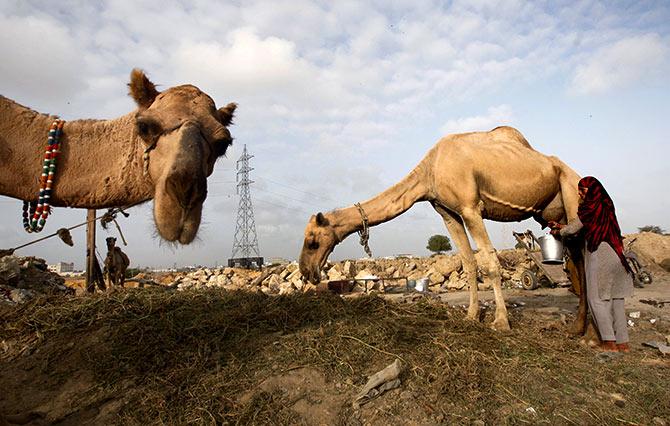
[624,232,670,274]
[0,255,71,304]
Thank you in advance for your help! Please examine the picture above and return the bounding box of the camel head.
[128,69,236,244]
[105,237,116,250]
[299,212,339,283]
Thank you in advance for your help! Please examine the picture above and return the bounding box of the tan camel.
[300,126,585,331]
[0,69,237,244]
[103,237,130,289]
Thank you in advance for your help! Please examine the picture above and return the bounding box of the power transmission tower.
[228,144,263,268]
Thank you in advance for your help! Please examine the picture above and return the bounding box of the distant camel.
[0,69,237,244]
[300,126,587,332]
[104,237,130,289]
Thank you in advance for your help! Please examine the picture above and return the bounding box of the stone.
[433,256,462,277]
[328,267,345,281]
[302,283,317,293]
[427,268,445,285]
[342,261,355,277]
[279,281,295,295]
[0,256,21,284]
[9,288,33,304]
[265,274,282,292]
[447,271,466,290]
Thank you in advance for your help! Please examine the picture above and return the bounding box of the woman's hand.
[548,221,563,236]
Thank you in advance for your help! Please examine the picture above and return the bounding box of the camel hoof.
[491,318,511,331]
[466,307,480,321]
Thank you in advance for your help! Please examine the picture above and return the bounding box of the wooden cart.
[512,230,570,290]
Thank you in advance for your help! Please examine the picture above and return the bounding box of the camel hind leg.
[432,204,480,321]
[460,207,510,331]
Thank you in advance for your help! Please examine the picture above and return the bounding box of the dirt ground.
[0,270,668,425]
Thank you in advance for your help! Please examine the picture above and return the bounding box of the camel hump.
[489,126,533,149]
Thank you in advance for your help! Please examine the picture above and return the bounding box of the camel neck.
[330,167,429,242]
[0,96,153,208]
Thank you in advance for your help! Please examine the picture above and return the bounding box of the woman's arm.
[559,217,584,237]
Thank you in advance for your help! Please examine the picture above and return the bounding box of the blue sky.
[1,0,668,269]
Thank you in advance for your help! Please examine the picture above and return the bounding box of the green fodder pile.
[0,289,668,425]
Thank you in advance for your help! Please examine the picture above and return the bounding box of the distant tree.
[638,225,666,235]
[426,234,452,254]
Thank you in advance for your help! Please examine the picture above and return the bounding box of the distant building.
[48,262,75,274]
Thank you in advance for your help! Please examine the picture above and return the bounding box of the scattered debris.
[627,320,635,327]
[525,407,538,416]
[353,359,404,409]
[0,255,71,304]
[642,341,670,356]
[628,311,641,319]
[640,299,670,308]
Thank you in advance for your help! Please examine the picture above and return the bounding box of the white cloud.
[0,14,87,108]
[570,33,670,95]
[439,104,514,135]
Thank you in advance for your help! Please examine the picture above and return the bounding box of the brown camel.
[0,69,237,244]
[300,126,588,331]
[103,237,130,288]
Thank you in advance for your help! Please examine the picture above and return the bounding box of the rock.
[10,288,34,303]
[279,281,295,295]
[0,256,21,284]
[653,417,667,426]
[447,271,465,290]
[328,267,345,281]
[433,255,462,276]
[385,266,396,275]
[302,283,317,293]
[265,274,282,292]
[407,271,423,280]
[216,275,230,287]
[427,268,445,285]
[342,261,355,277]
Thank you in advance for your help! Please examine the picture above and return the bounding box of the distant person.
[549,176,633,352]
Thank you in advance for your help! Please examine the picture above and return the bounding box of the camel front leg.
[433,204,480,321]
[461,208,510,331]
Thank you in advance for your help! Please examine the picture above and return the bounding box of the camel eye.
[135,116,162,141]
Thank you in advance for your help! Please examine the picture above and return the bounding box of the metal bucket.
[415,278,429,292]
[537,235,564,264]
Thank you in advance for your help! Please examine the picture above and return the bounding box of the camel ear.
[315,212,328,227]
[218,103,237,126]
[128,68,160,109]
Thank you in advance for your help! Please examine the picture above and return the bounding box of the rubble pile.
[0,255,72,304]
[166,248,538,295]
[624,232,670,273]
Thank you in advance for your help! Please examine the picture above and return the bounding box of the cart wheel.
[639,271,652,285]
[520,270,539,290]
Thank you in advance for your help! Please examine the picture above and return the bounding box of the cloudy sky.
[1,0,668,269]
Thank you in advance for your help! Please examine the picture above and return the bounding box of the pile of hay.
[0,289,668,425]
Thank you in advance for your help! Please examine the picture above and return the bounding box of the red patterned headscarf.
[577,176,631,273]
